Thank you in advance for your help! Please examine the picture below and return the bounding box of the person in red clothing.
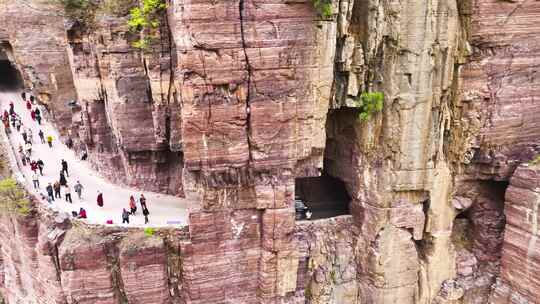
[26,100,31,110]
[3,110,8,121]
[2,118,10,132]
[129,195,137,215]
[30,109,36,121]
[97,191,104,207]
[30,160,38,173]
[78,208,87,219]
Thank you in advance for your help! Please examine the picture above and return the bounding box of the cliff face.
[64,7,184,195]
[0,0,539,303]
[0,1,77,131]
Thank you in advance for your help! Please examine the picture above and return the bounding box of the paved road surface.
[0,92,193,227]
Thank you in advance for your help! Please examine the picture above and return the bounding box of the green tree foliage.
[312,0,332,19]
[0,178,31,215]
[128,0,167,49]
[355,91,384,122]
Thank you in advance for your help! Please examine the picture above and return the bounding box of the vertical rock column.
[324,0,469,301]
[169,0,330,302]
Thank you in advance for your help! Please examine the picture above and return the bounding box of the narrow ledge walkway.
[1,91,193,227]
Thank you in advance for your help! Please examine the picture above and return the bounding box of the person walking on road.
[142,205,150,224]
[14,118,21,131]
[26,100,31,111]
[32,172,40,189]
[30,109,36,121]
[38,130,45,144]
[59,170,67,186]
[139,194,147,209]
[27,131,33,144]
[122,208,130,224]
[64,184,72,203]
[37,159,44,175]
[19,150,26,166]
[74,181,83,199]
[97,191,104,207]
[25,142,32,156]
[2,118,10,134]
[22,129,27,144]
[53,181,61,199]
[129,195,137,215]
[35,110,41,125]
[24,151,31,165]
[46,183,54,201]
[61,159,69,177]
[46,135,53,148]
[81,150,88,161]
[30,160,38,174]
[66,137,73,149]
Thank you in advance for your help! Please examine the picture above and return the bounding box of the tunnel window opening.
[452,212,473,251]
[0,47,23,91]
[294,171,351,221]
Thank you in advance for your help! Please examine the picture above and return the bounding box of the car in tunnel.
[295,198,312,220]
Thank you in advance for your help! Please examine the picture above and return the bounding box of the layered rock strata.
[489,164,540,303]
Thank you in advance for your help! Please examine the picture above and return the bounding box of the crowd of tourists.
[2,92,151,225]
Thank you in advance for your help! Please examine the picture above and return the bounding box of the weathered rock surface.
[489,164,540,303]
[459,0,540,180]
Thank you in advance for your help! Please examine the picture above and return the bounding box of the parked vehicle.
[295,199,311,220]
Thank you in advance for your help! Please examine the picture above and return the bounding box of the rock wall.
[64,6,184,195]
[0,1,185,195]
[489,164,540,304]
[0,1,77,133]
[458,0,540,180]
[0,200,189,303]
[453,0,540,302]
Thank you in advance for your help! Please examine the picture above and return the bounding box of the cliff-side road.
[0,92,193,226]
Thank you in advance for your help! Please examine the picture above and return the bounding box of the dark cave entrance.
[0,44,23,91]
[294,170,351,220]
[451,180,509,264]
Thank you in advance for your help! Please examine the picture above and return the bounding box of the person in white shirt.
[64,184,72,203]
[32,172,39,189]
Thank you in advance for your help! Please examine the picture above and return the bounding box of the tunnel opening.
[294,169,351,221]
[449,180,509,299]
[0,44,23,91]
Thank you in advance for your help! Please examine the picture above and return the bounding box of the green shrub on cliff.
[128,0,167,49]
[144,227,155,236]
[312,0,333,19]
[355,91,384,122]
[0,178,31,215]
[54,0,96,25]
[529,154,540,165]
